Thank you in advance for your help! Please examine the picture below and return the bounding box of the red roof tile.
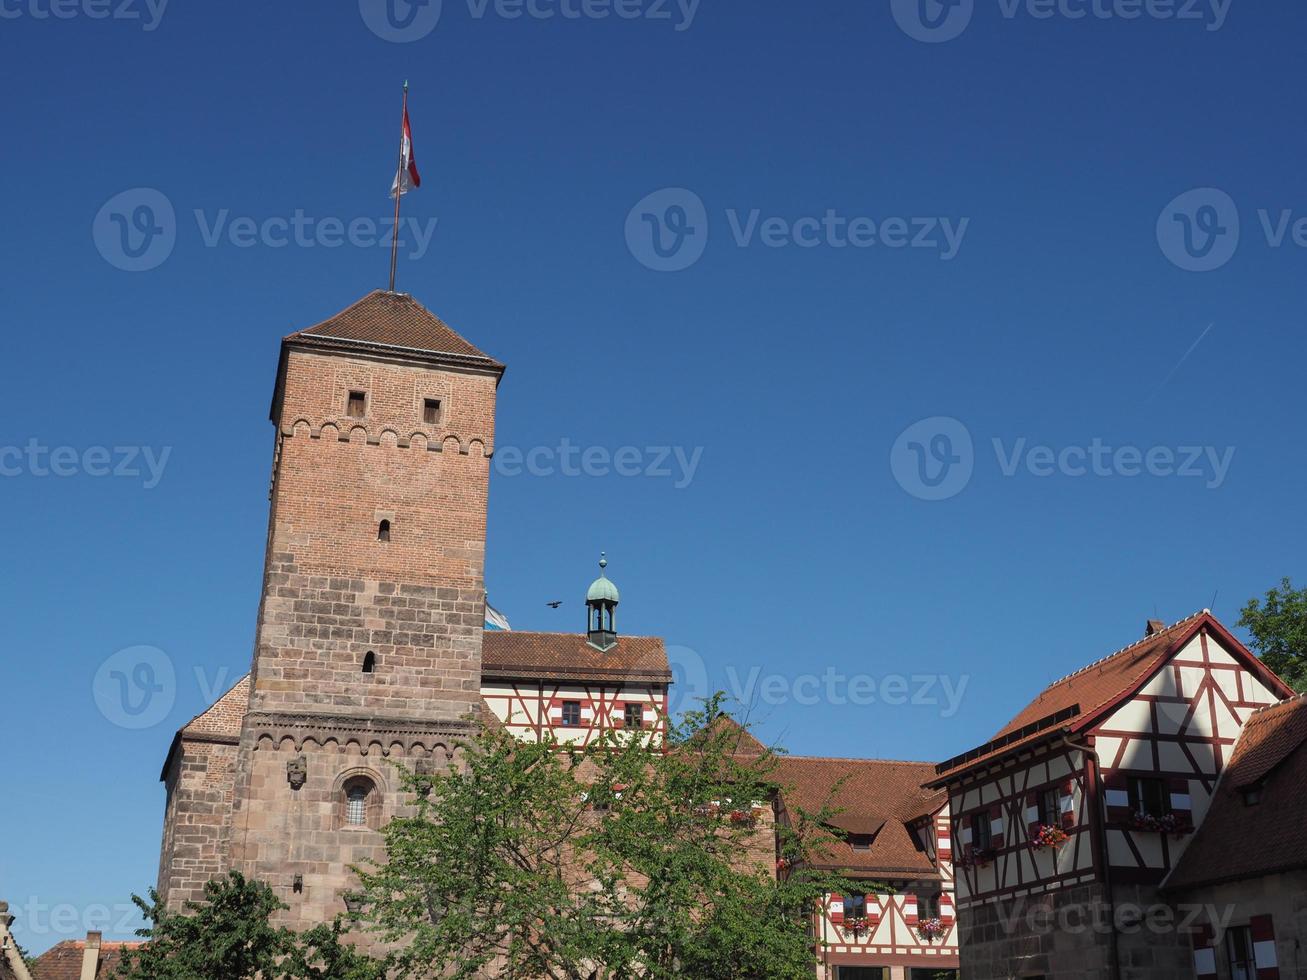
[771,756,944,878]
[287,290,502,368]
[181,674,249,739]
[1166,694,1307,890]
[482,632,670,684]
[934,613,1215,781]
[32,940,141,980]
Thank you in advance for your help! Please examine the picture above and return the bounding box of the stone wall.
[1170,870,1307,980]
[959,881,1194,980]
[157,737,239,908]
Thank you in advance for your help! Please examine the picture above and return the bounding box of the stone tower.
[157,290,504,926]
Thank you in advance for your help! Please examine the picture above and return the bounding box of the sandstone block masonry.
[157,292,505,929]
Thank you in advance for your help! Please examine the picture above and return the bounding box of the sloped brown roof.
[182,674,249,739]
[482,632,670,683]
[286,290,502,368]
[932,612,1271,782]
[159,674,250,781]
[772,756,944,878]
[1166,694,1307,890]
[32,940,141,980]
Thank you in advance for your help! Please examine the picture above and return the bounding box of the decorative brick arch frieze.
[281,418,493,457]
[243,711,466,761]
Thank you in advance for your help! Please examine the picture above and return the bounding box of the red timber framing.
[480,677,670,746]
[813,809,960,974]
[932,613,1294,906]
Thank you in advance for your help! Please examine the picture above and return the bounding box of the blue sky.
[2,0,1305,954]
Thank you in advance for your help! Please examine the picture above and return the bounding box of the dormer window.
[347,391,367,418]
[848,834,873,850]
[1242,786,1262,806]
[423,398,442,424]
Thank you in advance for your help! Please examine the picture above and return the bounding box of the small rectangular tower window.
[1038,787,1060,827]
[347,391,367,418]
[624,703,644,730]
[423,398,442,424]
[561,701,581,727]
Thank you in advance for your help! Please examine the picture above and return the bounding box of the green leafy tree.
[112,872,382,980]
[354,695,853,979]
[1239,577,1307,692]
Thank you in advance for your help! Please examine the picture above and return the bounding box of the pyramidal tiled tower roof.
[286,290,503,369]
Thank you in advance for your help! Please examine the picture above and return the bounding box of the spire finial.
[599,552,608,573]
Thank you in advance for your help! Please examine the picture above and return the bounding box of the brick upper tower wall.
[250,348,498,722]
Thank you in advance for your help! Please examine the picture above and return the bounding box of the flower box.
[1030,823,1068,850]
[917,917,945,943]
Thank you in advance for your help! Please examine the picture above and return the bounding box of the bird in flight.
[546,601,563,609]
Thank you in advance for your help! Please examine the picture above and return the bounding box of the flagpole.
[388,80,408,293]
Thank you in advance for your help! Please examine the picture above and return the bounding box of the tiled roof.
[181,674,249,739]
[31,941,141,980]
[934,613,1211,781]
[771,756,945,877]
[1166,694,1307,890]
[287,291,502,368]
[482,632,671,683]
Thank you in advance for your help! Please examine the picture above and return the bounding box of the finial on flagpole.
[404,79,409,91]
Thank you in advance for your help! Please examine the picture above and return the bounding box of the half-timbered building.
[1163,692,1307,980]
[479,560,672,745]
[773,756,960,980]
[928,611,1295,980]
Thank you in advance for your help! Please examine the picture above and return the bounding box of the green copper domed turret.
[586,553,619,652]
[586,554,620,604]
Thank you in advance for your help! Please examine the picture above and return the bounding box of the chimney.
[1145,619,1166,637]
[79,931,102,980]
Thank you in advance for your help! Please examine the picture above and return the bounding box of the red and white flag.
[390,106,421,198]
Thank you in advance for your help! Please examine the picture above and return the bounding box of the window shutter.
[903,893,918,927]
[1025,791,1041,840]
[1168,777,1193,830]
[940,892,955,925]
[1104,770,1131,823]
[936,821,952,862]
[989,803,1005,845]
[1251,915,1280,979]
[1059,779,1076,831]
[547,698,564,724]
[829,894,844,926]
[1190,924,1217,980]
